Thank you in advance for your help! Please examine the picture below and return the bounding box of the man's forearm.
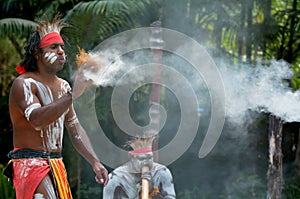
[30,94,72,129]
[68,124,100,165]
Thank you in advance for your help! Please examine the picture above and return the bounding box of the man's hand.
[93,161,108,186]
[72,69,93,100]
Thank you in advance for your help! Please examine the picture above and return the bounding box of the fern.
[0,164,15,199]
[0,18,37,38]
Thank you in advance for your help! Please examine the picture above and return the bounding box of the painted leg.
[34,174,57,199]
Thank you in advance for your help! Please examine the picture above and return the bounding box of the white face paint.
[23,78,71,150]
[130,152,154,173]
[45,52,57,64]
[44,52,50,58]
[50,56,57,64]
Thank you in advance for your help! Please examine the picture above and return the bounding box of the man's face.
[40,42,66,72]
[129,152,153,173]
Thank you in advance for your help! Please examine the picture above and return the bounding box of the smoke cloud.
[219,59,300,124]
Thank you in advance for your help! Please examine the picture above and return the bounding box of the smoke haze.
[74,5,300,197]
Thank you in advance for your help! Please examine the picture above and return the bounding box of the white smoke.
[81,44,300,125]
[82,50,151,87]
[220,58,300,124]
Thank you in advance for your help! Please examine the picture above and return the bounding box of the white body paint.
[24,103,42,122]
[23,78,70,150]
[34,193,45,199]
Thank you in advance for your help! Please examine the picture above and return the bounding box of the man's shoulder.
[112,163,130,173]
[13,74,28,82]
[152,162,168,170]
[11,75,34,91]
[152,163,173,176]
[13,74,41,86]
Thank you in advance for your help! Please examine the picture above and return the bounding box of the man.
[5,14,108,199]
[103,136,176,199]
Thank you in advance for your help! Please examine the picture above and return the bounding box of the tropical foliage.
[0,164,15,199]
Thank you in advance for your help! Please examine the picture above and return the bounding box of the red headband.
[128,148,152,155]
[40,32,64,48]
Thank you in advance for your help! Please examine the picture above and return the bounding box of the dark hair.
[19,30,42,72]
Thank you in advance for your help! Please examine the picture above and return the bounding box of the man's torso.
[10,74,70,152]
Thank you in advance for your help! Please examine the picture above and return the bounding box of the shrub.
[0,164,15,199]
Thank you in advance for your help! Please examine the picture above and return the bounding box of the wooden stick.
[141,166,150,199]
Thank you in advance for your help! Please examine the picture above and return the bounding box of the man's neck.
[31,70,58,85]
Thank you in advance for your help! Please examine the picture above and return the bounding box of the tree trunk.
[238,0,246,65]
[149,21,163,162]
[267,115,283,199]
[261,0,272,63]
[245,0,253,64]
[214,3,223,50]
[286,0,297,63]
[294,126,300,176]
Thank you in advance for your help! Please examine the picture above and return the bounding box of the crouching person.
[103,136,176,199]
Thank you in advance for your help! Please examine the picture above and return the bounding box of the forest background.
[1,0,300,198]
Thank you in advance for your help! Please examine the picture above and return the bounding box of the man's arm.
[154,167,176,199]
[65,105,108,186]
[10,77,72,130]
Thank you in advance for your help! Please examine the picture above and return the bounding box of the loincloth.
[6,148,72,199]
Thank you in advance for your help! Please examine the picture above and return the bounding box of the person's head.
[17,14,67,74]
[129,150,154,173]
[126,135,156,173]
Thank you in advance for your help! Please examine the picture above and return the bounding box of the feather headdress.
[36,14,67,48]
[36,14,67,39]
[126,135,156,155]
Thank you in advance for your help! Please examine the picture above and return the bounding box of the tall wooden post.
[295,127,300,175]
[267,115,283,199]
[149,21,163,162]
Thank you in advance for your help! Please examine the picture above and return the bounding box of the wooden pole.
[149,21,163,162]
[267,115,283,199]
[295,126,300,175]
[141,166,150,199]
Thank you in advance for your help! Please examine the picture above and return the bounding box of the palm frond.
[63,0,157,45]
[0,18,37,38]
[65,0,160,25]
[64,0,130,43]
[65,1,127,18]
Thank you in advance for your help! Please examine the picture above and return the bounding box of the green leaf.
[0,18,38,38]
